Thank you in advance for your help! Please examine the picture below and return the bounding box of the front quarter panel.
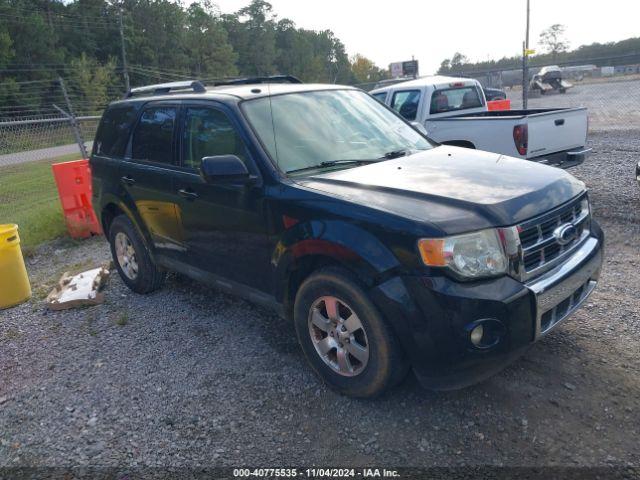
[272,218,402,298]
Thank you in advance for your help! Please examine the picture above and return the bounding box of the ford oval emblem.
[554,223,578,246]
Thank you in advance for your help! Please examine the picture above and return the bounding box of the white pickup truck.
[370,76,590,168]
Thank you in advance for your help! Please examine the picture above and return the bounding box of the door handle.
[554,119,565,126]
[178,188,199,200]
[120,175,135,185]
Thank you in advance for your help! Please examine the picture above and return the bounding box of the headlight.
[417,229,508,280]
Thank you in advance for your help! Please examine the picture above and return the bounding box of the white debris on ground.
[45,263,111,310]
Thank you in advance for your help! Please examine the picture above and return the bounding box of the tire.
[293,267,408,398]
[108,215,165,294]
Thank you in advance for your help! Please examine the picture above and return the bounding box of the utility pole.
[119,7,130,93]
[522,0,530,108]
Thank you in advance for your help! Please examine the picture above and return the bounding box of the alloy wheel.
[114,232,139,280]
[307,296,369,377]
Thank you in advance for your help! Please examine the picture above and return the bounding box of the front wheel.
[293,267,408,398]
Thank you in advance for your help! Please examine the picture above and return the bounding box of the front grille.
[518,195,590,278]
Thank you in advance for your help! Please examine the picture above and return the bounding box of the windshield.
[241,89,432,175]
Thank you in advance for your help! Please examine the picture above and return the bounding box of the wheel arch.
[100,200,154,255]
[274,220,402,319]
[101,202,125,236]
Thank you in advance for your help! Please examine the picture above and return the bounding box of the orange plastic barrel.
[487,99,511,111]
[0,224,32,309]
[51,159,102,239]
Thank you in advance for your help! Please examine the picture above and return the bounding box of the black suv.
[91,78,604,397]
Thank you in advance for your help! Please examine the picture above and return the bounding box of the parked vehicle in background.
[530,65,573,94]
[91,78,604,398]
[371,75,590,168]
[483,87,507,101]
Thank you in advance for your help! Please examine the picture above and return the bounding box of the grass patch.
[115,311,129,326]
[0,154,81,248]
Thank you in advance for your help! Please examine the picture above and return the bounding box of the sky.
[193,0,640,74]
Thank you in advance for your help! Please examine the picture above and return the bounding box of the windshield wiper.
[286,159,380,174]
[285,150,417,175]
[380,149,409,160]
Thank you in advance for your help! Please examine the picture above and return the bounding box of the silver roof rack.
[124,80,206,98]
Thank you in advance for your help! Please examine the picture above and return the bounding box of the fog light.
[465,318,505,350]
[470,324,484,346]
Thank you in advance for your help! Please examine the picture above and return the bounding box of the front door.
[172,104,272,293]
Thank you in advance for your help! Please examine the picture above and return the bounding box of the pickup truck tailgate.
[527,107,588,158]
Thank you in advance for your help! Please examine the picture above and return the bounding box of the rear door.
[526,108,588,157]
[120,102,185,258]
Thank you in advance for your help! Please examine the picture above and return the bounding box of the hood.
[297,146,585,234]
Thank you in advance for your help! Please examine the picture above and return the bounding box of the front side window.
[93,104,140,158]
[131,106,177,164]
[241,89,432,175]
[182,107,247,170]
[430,86,484,114]
[390,90,421,120]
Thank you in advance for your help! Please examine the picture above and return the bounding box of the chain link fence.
[0,115,100,247]
[0,76,107,247]
[453,56,640,132]
[506,76,640,131]
[0,116,99,166]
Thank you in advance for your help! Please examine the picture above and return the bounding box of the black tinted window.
[182,107,247,170]
[131,106,177,164]
[430,87,484,114]
[93,104,140,158]
[391,90,421,120]
[372,92,387,103]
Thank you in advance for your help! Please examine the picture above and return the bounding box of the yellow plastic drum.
[0,224,32,309]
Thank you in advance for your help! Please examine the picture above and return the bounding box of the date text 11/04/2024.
[232,468,400,477]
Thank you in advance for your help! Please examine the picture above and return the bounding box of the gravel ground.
[1,130,639,470]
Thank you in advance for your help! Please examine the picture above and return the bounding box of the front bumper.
[370,221,604,390]
[531,147,591,169]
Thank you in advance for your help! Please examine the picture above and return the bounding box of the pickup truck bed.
[370,76,590,169]
[425,107,589,168]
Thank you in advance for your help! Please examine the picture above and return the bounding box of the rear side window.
[430,86,484,114]
[93,104,140,158]
[391,90,421,120]
[131,106,177,164]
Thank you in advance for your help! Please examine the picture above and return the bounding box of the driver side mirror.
[199,155,254,184]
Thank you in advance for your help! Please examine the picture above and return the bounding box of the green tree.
[0,27,14,68]
[350,54,387,83]
[539,24,570,62]
[70,53,118,113]
[185,1,237,78]
[437,58,451,74]
[226,0,277,76]
[450,52,469,69]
